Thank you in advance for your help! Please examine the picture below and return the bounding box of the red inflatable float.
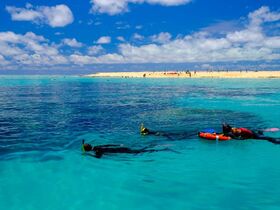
[198,132,231,141]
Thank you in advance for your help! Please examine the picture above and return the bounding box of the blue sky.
[0,0,280,73]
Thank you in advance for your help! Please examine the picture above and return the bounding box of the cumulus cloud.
[248,6,280,28]
[1,6,280,70]
[0,55,10,66]
[96,36,111,44]
[90,0,191,15]
[117,36,126,42]
[102,6,279,63]
[133,33,144,40]
[68,6,280,65]
[0,31,68,67]
[150,32,172,44]
[88,45,104,55]
[6,4,74,27]
[62,38,83,47]
[70,53,124,65]
[69,54,95,65]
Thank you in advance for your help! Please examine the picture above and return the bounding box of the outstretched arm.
[94,144,123,149]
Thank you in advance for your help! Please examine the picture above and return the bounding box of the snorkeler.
[140,123,196,140]
[222,123,280,144]
[81,140,167,158]
[140,123,160,136]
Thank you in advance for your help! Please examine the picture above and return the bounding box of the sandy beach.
[87,71,280,78]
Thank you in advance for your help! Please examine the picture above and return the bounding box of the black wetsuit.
[143,128,196,140]
[223,126,280,144]
[90,144,164,158]
[252,132,280,144]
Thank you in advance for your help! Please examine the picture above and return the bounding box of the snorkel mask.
[140,123,148,135]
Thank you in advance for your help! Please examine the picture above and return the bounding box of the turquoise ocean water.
[0,76,280,210]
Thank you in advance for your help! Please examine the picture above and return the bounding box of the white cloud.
[133,33,144,40]
[264,36,280,48]
[0,31,68,67]
[90,0,191,15]
[150,32,172,44]
[1,6,280,70]
[249,6,280,28]
[97,53,124,63]
[70,53,124,65]
[0,42,24,56]
[62,38,83,47]
[69,54,96,65]
[0,55,10,66]
[67,6,280,65]
[96,36,111,44]
[88,45,104,55]
[6,4,74,27]
[202,20,242,35]
[226,29,264,43]
[93,6,279,64]
[117,36,125,42]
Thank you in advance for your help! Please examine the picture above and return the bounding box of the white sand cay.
[87,71,280,78]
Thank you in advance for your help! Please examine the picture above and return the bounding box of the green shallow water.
[0,76,280,210]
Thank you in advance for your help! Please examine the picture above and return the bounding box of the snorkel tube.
[81,139,86,153]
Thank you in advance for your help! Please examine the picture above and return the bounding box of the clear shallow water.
[0,76,280,210]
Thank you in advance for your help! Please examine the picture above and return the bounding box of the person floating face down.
[140,123,194,140]
[141,123,180,141]
[222,123,255,139]
[140,123,158,135]
[81,140,167,158]
[222,123,280,144]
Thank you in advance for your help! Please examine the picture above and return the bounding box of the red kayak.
[198,132,231,141]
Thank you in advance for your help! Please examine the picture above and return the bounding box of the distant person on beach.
[222,123,280,144]
[81,140,168,158]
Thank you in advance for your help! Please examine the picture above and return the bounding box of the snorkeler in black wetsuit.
[222,123,280,144]
[140,123,161,135]
[82,140,166,158]
[140,123,196,140]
